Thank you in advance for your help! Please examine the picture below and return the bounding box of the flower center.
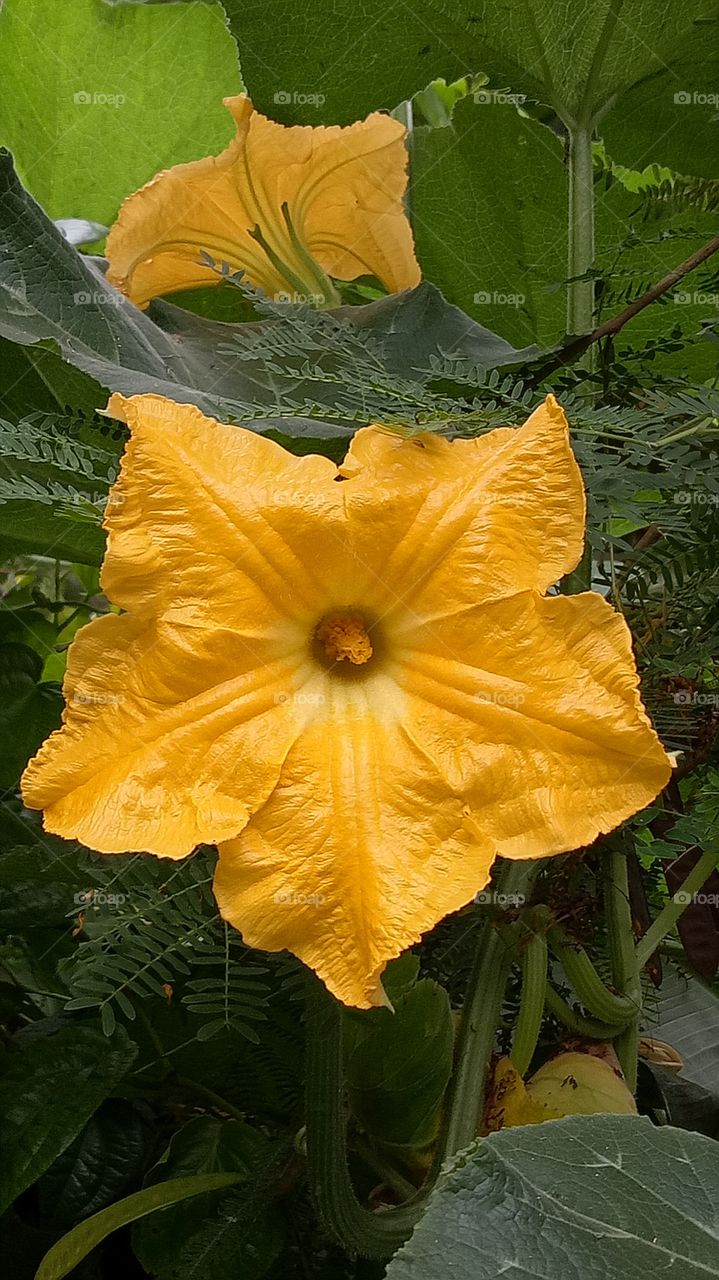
[314,611,374,667]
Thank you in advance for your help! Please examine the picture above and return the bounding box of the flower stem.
[510,920,548,1076]
[603,843,642,1090]
[635,846,719,970]
[440,860,541,1158]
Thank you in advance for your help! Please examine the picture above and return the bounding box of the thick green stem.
[510,926,548,1076]
[604,844,642,1091]
[635,846,719,970]
[548,925,638,1025]
[304,976,428,1258]
[566,122,595,337]
[304,861,542,1255]
[544,982,624,1039]
[440,860,541,1158]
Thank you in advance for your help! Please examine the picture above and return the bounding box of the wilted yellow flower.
[22,393,671,1007]
[485,1051,637,1131]
[105,95,420,309]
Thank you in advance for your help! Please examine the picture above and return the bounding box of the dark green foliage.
[1,8,718,1277]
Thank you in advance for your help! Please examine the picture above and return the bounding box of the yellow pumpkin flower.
[21,393,671,1008]
[105,95,420,309]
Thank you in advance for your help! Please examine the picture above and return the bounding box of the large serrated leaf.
[411,100,567,347]
[224,0,719,180]
[386,1115,719,1279]
[0,0,243,226]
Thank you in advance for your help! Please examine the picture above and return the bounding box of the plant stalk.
[566,122,595,337]
[635,846,719,970]
[604,843,642,1090]
[304,975,428,1258]
[440,860,541,1158]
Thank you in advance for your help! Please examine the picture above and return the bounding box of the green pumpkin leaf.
[411,100,567,347]
[386,1115,719,1279]
[225,0,719,179]
[0,0,243,227]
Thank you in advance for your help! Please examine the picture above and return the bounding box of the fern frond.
[0,412,117,523]
[640,173,719,221]
[0,414,117,479]
[62,852,271,1041]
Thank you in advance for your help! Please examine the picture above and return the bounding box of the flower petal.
[396,589,671,856]
[338,396,586,620]
[299,112,420,294]
[214,673,497,1008]
[102,393,341,628]
[21,611,316,855]
[106,95,419,307]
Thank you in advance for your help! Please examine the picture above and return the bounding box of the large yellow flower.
[105,95,420,309]
[21,394,671,1007]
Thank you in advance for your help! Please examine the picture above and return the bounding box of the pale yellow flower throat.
[315,612,373,666]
